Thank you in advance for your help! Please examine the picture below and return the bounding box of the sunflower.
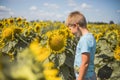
[43,62,54,69]
[44,69,61,80]
[34,23,41,33]
[47,30,67,53]
[0,42,5,49]
[1,25,23,40]
[0,22,3,27]
[59,24,74,39]
[16,17,22,22]
[14,27,23,34]
[43,62,61,80]
[8,52,14,62]
[23,26,33,37]
[2,27,14,40]
[29,39,51,62]
[105,30,118,41]
[7,18,14,25]
[114,46,120,61]
[94,33,103,42]
[113,30,119,41]
[16,17,23,25]
[36,47,51,62]
[64,27,74,39]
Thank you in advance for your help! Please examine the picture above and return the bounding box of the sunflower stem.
[16,34,29,45]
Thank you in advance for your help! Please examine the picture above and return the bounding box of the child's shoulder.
[81,33,93,39]
[80,33,95,44]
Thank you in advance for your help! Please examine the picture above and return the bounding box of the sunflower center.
[49,34,65,51]
[2,27,13,39]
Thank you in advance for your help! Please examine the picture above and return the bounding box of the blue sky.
[0,0,120,23]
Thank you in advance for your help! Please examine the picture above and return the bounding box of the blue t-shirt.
[74,33,96,79]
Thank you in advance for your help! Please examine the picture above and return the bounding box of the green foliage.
[0,48,45,80]
[0,17,120,80]
[94,27,120,80]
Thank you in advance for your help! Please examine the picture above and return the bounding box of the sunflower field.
[0,17,120,80]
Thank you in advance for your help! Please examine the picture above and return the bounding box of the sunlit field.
[0,17,120,80]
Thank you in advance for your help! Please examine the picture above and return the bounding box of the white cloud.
[67,1,92,11]
[95,9,100,12]
[43,3,59,9]
[0,6,14,18]
[43,3,49,6]
[68,0,77,6]
[81,3,92,9]
[0,6,10,12]
[28,10,64,21]
[64,10,71,14]
[29,6,37,11]
[0,5,14,14]
[117,10,120,13]
[9,11,14,15]
[56,14,64,18]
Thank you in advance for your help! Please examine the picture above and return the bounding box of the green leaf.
[65,53,74,68]
[60,65,70,80]
[2,41,18,53]
[58,53,66,67]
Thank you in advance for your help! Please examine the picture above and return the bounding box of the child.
[65,11,97,80]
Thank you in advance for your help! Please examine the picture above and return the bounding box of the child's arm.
[77,52,90,80]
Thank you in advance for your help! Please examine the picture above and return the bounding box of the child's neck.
[81,28,89,36]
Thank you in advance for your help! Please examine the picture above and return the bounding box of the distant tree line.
[88,20,115,24]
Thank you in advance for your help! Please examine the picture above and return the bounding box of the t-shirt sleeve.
[80,38,92,54]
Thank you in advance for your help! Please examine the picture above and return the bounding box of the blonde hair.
[65,11,87,28]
